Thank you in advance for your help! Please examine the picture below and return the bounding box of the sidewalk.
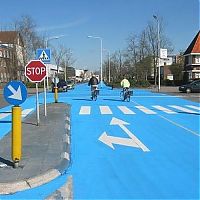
[0,103,70,195]
[150,86,179,93]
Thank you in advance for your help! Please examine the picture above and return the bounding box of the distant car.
[52,80,68,92]
[179,80,200,93]
[66,79,75,90]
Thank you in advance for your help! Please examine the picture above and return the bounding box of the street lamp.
[153,15,161,92]
[103,48,111,83]
[87,35,103,88]
[45,35,64,90]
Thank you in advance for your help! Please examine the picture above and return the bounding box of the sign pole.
[12,106,22,168]
[36,83,40,126]
[3,80,27,168]
[44,78,47,116]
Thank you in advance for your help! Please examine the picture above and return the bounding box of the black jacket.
[88,77,99,86]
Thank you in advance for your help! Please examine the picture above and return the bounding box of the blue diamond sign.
[3,81,27,106]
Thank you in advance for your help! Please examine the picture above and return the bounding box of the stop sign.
[25,60,47,82]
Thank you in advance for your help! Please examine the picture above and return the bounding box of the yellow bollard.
[12,106,22,168]
[54,87,58,103]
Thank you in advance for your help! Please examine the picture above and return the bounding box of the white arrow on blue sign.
[3,81,27,106]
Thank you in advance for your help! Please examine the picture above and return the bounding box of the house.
[0,31,25,82]
[183,31,200,82]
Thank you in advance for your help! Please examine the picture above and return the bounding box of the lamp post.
[87,35,103,88]
[45,35,64,91]
[103,49,111,83]
[153,15,161,92]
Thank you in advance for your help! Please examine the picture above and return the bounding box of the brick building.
[183,31,200,82]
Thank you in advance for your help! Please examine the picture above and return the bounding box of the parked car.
[52,80,68,92]
[179,80,200,93]
[66,79,75,90]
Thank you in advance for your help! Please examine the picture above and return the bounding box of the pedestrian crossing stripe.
[79,105,199,115]
[39,50,49,60]
[169,105,199,114]
[79,106,91,115]
[185,105,200,111]
[0,108,34,120]
[152,105,176,114]
[100,106,112,114]
[135,106,156,114]
[118,106,136,114]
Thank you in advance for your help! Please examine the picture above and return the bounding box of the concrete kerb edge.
[0,104,71,195]
[56,104,71,174]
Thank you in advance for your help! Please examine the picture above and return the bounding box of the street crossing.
[0,108,34,120]
[78,104,199,115]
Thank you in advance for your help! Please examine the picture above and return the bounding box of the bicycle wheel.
[93,90,97,101]
[120,91,124,100]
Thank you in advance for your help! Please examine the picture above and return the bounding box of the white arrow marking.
[98,132,140,149]
[8,85,22,100]
[110,117,150,152]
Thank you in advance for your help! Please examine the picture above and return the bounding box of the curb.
[0,105,71,195]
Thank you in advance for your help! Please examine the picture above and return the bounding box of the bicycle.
[91,86,99,101]
[120,88,133,102]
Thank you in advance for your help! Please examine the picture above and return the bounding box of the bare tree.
[14,15,43,64]
[52,45,69,76]
[60,48,76,80]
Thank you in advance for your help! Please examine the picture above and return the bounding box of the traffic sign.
[25,60,47,82]
[4,81,27,106]
[36,49,51,63]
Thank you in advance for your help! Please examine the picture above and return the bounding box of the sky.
[0,0,199,71]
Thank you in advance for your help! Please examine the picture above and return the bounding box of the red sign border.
[25,60,47,83]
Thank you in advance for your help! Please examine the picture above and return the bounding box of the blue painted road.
[0,83,199,199]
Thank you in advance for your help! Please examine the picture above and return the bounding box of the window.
[194,56,200,64]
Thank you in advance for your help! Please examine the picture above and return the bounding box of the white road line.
[185,105,200,111]
[118,106,135,114]
[169,105,198,114]
[152,105,176,114]
[158,115,200,137]
[135,106,156,114]
[22,108,34,117]
[79,106,91,115]
[100,106,112,114]
[0,113,11,120]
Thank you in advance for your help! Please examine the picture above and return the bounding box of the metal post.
[109,51,111,83]
[43,74,47,117]
[36,83,40,126]
[100,38,103,88]
[87,35,103,87]
[12,106,22,168]
[158,20,160,92]
[153,15,161,92]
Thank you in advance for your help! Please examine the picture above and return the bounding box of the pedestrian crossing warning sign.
[36,49,51,63]
[39,50,49,60]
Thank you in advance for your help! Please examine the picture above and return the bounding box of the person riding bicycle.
[120,75,130,91]
[120,76,131,101]
[88,74,99,99]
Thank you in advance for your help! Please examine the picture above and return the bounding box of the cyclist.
[120,75,131,101]
[88,74,99,99]
[121,75,130,90]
